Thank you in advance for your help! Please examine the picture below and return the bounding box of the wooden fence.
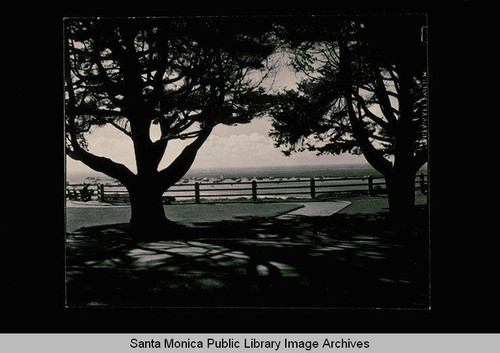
[66,173,428,204]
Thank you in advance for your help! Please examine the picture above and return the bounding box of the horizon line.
[66,162,379,175]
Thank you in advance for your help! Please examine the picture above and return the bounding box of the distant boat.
[202,177,209,182]
[85,176,100,183]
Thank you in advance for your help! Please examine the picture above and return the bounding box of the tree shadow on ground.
[66,206,429,308]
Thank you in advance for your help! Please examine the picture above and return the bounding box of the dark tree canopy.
[64,16,428,231]
[64,17,280,234]
[269,15,428,221]
[270,16,427,169]
[65,18,278,185]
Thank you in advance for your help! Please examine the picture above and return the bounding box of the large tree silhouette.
[64,18,277,235]
[269,16,428,223]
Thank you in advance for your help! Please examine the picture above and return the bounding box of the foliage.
[268,17,428,175]
[65,18,279,182]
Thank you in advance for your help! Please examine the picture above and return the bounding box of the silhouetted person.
[80,184,92,201]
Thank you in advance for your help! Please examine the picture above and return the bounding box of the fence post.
[420,173,426,194]
[368,176,374,196]
[99,184,105,202]
[195,182,200,204]
[252,180,257,202]
[310,177,316,199]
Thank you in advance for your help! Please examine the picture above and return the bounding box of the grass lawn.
[65,193,429,309]
[66,202,304,233]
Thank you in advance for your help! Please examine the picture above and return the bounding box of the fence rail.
[66,173,428,204]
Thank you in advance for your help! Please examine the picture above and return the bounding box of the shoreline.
[66,163,425,185]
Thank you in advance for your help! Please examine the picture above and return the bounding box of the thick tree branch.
[66,146,135,186]
[370,65,398,125]
[387,67,400,93]
[90,47,124,108]
[352,90,391,131]
[66,93,135,186]
[167,130,203,140]
[158,123,214,190]
[368,133,392,143]
[150,138,169,171]
[69,45,123,103]
[112,26,148,127]
[360,84,399,99]
[65,27,135,186]
[339,41,392,176]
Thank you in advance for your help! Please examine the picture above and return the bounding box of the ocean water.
[67,163,390,184]
[66,163,427,201]
[185,164,385,180]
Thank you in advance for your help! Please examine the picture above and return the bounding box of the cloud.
[156,132,278,170]
[190,132,366,169]
[67,125,367,175]
[195,133,280,168]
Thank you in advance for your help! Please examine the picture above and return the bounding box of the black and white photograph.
[63,15,430,309]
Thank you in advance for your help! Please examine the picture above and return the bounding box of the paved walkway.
[276,201,351,219]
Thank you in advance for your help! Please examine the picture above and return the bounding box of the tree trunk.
[385,168,416,226]
[128,182,173,238]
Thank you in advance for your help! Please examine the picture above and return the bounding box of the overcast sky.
[66,53,368,175]
[66,116,367,174]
